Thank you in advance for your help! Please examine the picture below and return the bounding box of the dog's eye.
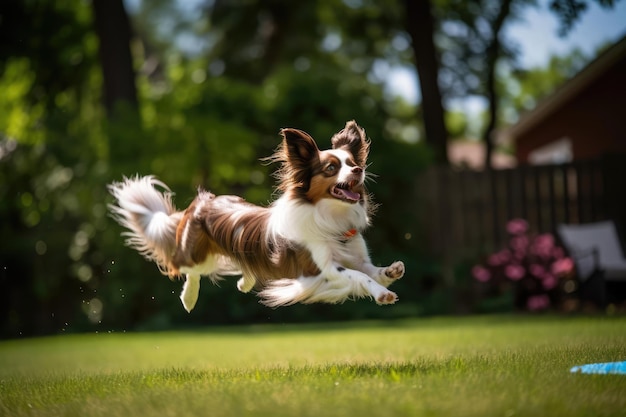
[326,164,337,173]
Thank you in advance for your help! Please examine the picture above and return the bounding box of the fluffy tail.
[108,176,182,277]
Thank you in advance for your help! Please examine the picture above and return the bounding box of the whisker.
[364,170,378,184]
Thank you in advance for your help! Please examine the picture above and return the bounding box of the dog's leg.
[330,263,399,304]
[237,275,256,293]
[310,241,399,304]
[180,274,201,313]
[341,236,405,287]
[259,267,397,307]
[260,242,398,306]
[360,261,405,288]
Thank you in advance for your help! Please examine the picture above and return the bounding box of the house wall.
[516,54,626,163]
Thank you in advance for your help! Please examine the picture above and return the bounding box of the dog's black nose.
[352,166,363,174]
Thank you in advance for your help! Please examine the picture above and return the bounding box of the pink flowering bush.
[472,219,575,311]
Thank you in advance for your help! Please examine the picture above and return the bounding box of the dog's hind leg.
[180,274,201,313]
[237,275,256,293]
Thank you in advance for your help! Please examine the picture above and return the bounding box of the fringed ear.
[281,128,320,164]
[331,120,370,166]
[269,128,320,196]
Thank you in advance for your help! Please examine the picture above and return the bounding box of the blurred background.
[1,0,625,338]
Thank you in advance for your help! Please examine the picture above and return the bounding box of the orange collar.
[343,228,358,239]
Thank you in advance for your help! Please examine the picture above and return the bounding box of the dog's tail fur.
[108,176,183,277]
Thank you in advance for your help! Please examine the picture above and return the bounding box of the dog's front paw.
[376,291,398,305]
[384,261,405,280]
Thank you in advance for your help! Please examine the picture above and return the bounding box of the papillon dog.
[108,120,404,312]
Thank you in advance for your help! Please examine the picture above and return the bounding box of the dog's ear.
[331,120,370,166]
[274,128,320,195]
[280,128,320,165]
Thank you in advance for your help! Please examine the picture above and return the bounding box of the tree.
[91,0,138,117]
[549,0,620,35]
[403,0,449,164]
[0,1,94,112]
[432,0,621,168]
[500,48,589,122]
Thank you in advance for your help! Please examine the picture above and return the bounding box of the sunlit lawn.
[0,315,625,417]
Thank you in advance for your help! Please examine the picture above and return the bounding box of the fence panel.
[417,155,626,261]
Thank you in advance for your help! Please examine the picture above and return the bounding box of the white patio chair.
[557,220,626,306]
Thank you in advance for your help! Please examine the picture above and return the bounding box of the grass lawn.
[0,315,625,417]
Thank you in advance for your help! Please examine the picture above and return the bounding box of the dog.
[108,120,405,312]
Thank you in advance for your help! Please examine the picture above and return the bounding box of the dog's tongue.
[338,188,360,202]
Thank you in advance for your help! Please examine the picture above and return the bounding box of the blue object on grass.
[570,361,626,375]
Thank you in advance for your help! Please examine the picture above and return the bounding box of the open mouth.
[331,180,361,203]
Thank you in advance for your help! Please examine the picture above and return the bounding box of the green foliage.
[1,317,625,416]
[0,60,44,144]
[502,48,589,121]
[0,31,436,336]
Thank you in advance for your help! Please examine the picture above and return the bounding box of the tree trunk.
[403,0,448,165]
[483,0,513,170]
[91,0,138,117]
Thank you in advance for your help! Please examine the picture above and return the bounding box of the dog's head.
[272,120,370,205]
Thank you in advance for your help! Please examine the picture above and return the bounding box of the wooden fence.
[416,153,626,261]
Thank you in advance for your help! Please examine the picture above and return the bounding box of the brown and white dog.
[108,121,404,312]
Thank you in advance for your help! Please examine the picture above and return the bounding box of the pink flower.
[507,219,529,235]
[487,254,501,266]
[527,294,550,311]
[532,234,555,258]
[542,274,558,290]
[535,234,555,246]
[551,257,574,276]
[505,264,526,281]
[529,264,546,278]
[488,250,511,266]
[472,265,491,282]
[552,247,565,259]
[510,236,529,253]
[513,249,526,261]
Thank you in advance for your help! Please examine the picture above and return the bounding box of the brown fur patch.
[171,192,320,285]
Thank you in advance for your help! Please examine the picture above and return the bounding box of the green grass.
[0,316,625,417]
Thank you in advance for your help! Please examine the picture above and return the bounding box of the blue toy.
[570,361,626,375]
